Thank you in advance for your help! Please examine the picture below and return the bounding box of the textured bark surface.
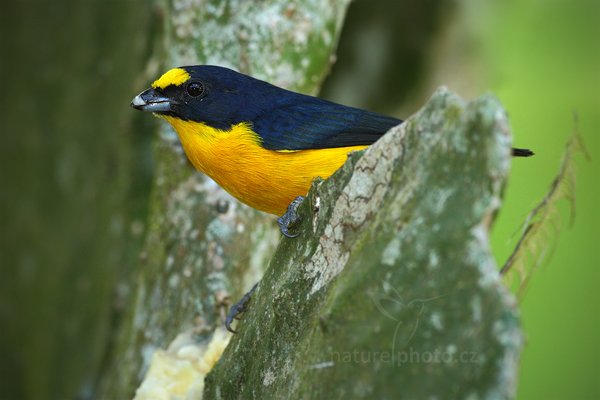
[204,89,522,399]
[97,1,352,398]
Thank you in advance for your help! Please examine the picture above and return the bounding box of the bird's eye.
[186,82,204,97]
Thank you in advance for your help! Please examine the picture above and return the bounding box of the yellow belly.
[162,116,366,215]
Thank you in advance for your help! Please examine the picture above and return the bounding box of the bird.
[131,65,532,233]
[131,65,533,332]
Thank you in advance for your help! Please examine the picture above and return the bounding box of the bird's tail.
[512,147,534,157]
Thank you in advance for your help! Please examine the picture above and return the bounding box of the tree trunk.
[97,1,352,398]
[203,89,523,399]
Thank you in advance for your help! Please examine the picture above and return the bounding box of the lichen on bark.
[97,1,352,398]
[203,88,522,399]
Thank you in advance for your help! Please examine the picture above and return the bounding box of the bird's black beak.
[130,88,173,113]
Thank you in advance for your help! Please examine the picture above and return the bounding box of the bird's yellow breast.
[161,116,366,215]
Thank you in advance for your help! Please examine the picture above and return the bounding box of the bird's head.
[131,65,281,129]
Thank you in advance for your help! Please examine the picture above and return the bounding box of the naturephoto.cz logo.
[330,346,480,367]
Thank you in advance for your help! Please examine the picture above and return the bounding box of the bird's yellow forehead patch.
[152,68,191,89]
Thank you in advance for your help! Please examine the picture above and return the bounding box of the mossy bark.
[203,89,522,399]
[97,1,351,398]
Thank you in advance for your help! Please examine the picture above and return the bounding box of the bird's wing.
[251,99,402,151]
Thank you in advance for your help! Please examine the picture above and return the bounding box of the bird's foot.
[277,196,305,238]
[225,283,258,334]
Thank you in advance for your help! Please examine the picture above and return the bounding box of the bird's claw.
[225,283,258,334]
[277,196,305,238]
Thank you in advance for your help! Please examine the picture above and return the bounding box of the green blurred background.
[1,0,598,399]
